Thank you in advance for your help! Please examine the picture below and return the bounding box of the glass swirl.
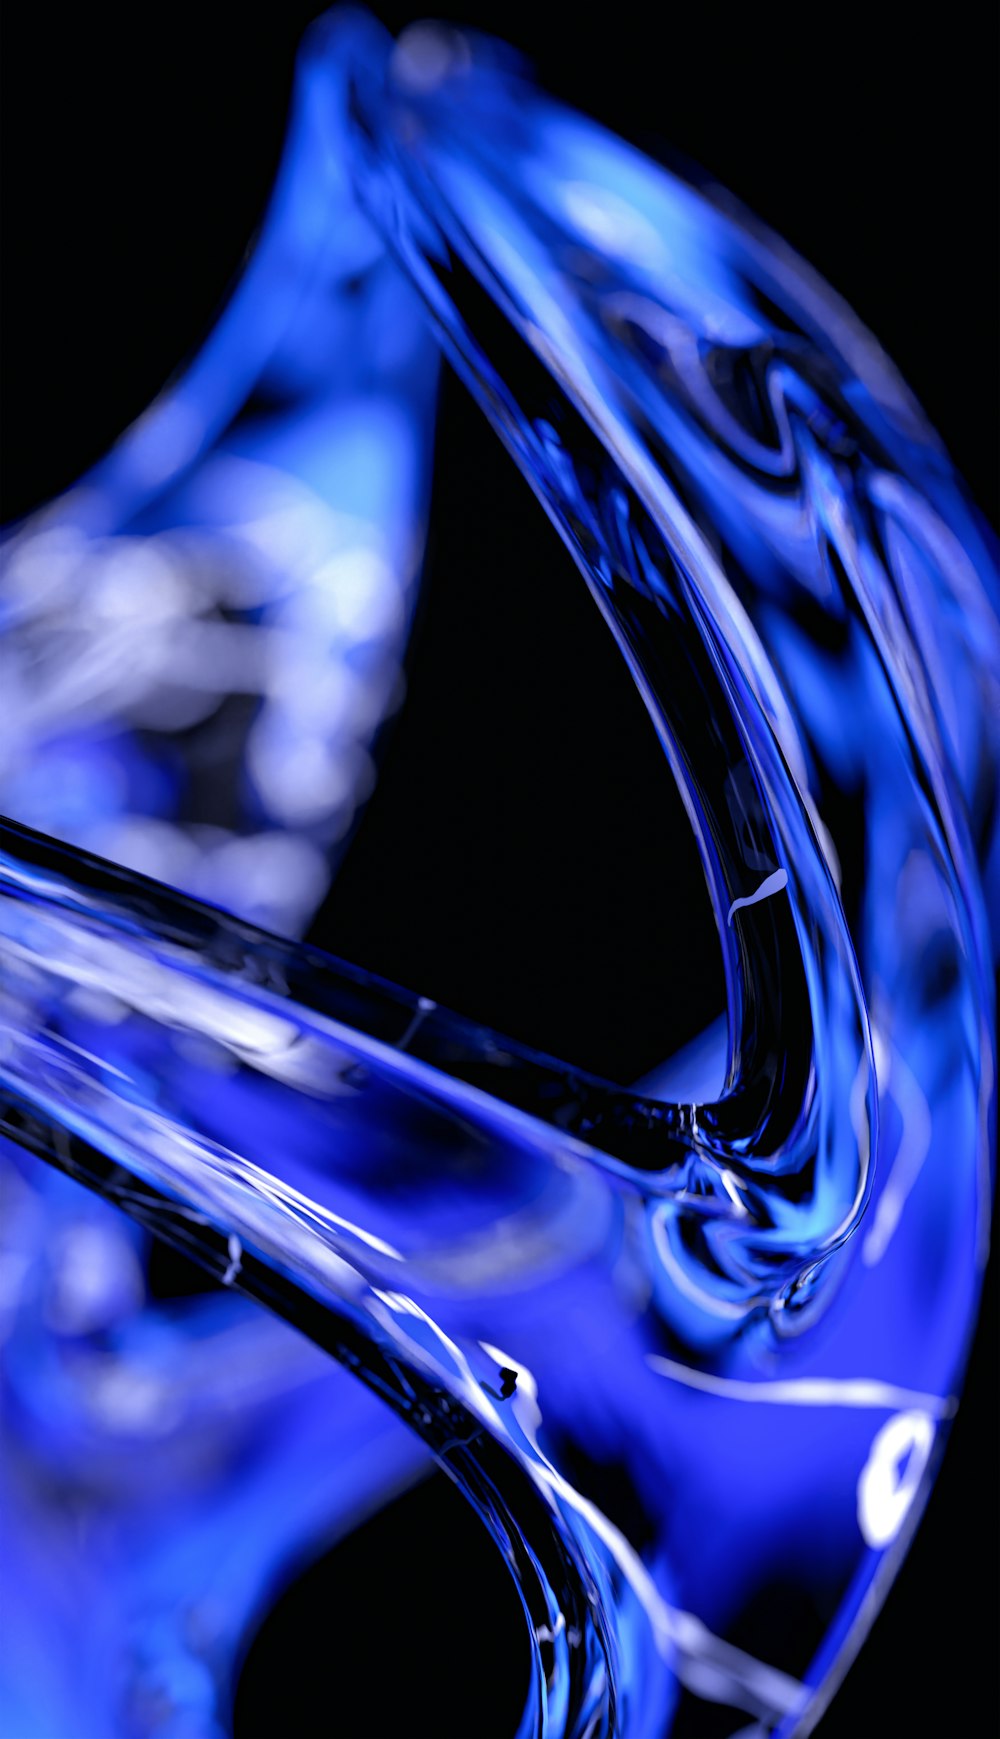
[1,11,996,1737]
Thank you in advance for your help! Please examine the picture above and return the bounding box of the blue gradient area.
[0,20,438,939]
[0,10,997,1738]
[0,1144,430,1739]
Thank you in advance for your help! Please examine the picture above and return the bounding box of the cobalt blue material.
[0,11,997,1737]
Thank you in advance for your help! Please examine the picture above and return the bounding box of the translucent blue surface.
[0,11,996,1736]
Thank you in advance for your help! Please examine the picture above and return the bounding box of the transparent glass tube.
[1,12,996,1738]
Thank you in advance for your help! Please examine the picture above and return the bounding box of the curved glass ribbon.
[1,10,997,1737]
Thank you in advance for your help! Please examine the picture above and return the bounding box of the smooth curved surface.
[0,12,997,1738]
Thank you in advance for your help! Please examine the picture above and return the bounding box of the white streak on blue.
[222,1234,242,1287]
[726,867,788,927]
[863,1049,932,1266]
[646,1355,956,1418]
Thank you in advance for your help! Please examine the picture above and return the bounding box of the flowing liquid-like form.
[1,12,998,1737]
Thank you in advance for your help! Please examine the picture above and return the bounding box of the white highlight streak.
[727,867,788,927]
[222,1234,243,1287]
[397,996,437,1052]
[857,1410,936,1547]
[646,1355,955,1418]
[863,1049,932,1265]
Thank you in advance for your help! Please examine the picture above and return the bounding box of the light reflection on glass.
[0,9,996,1738]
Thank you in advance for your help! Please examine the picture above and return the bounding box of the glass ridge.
[0,11,997,1737]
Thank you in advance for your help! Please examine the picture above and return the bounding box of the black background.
[1,5,997,1737]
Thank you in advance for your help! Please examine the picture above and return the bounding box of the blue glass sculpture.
[0,11,997,1737]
